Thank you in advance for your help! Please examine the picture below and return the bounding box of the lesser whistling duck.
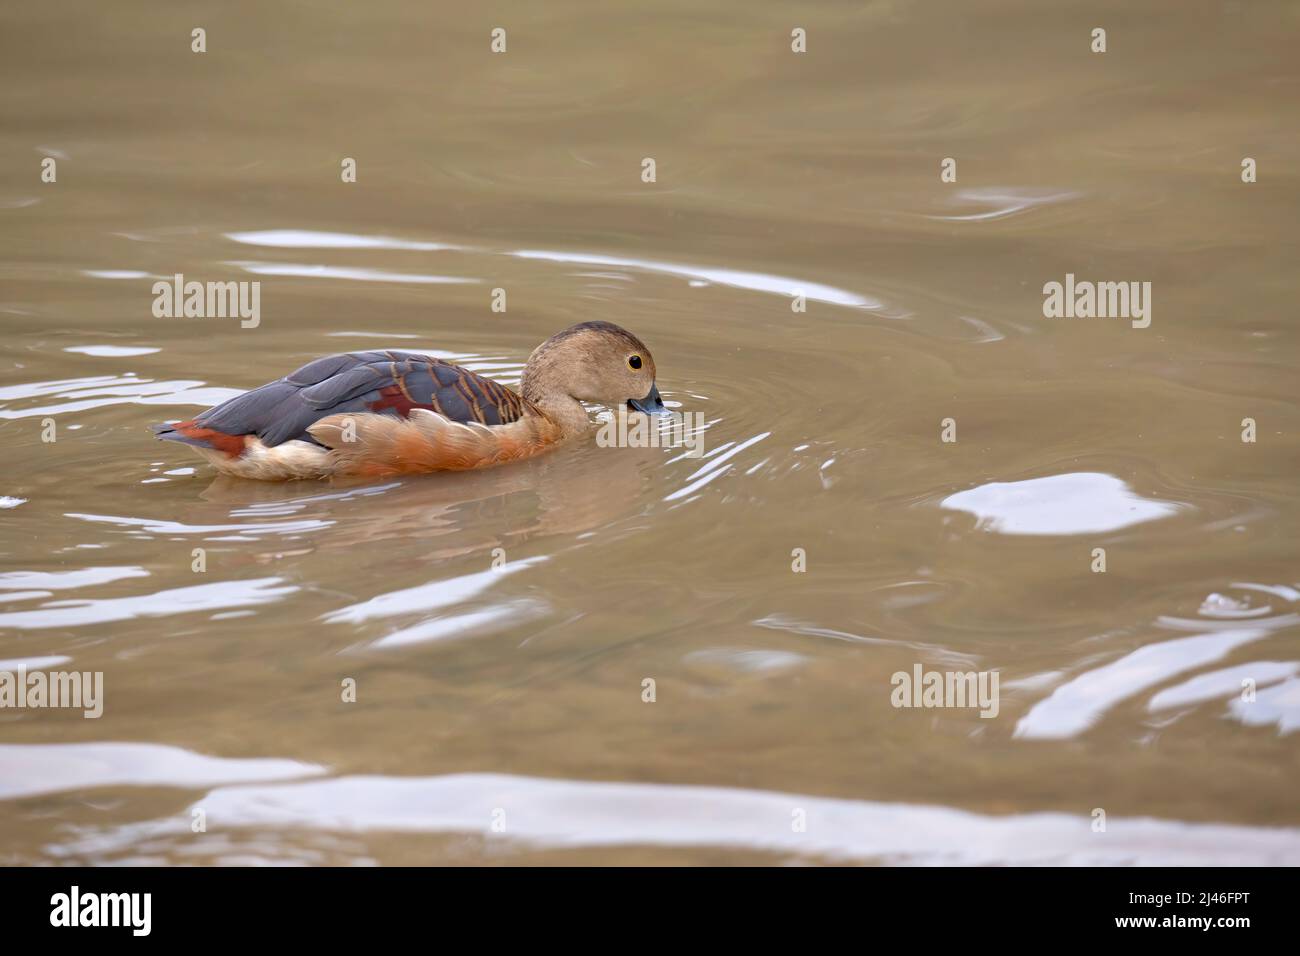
[153,321,666,479]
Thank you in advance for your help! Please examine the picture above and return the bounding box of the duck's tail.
[152,419,249,457]
[153,420,333,479]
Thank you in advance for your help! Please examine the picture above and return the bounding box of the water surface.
[1,0,1298,864]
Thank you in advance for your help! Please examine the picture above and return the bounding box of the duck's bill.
[628,383,668,415]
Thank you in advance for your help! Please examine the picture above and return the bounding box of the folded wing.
[154,350,529,453]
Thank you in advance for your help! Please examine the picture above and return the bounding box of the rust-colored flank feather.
[309,409,562,478]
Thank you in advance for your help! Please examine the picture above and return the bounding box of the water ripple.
[0,577,296,630]
[47,773,1300,866]
[0,742,325,801]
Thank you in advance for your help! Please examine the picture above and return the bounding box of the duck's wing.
[154,350,528,452]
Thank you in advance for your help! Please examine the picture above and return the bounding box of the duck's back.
[156,350,528,452]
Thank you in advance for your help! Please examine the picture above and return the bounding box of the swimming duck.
[153,321,666,479]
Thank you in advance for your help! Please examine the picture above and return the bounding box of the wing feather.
[158,350,529,451]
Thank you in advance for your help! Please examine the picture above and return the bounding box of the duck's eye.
[628,355,643,370]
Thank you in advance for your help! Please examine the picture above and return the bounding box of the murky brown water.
[2,1,1299,865]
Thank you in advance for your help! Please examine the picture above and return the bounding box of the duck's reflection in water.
[192,437,663,563]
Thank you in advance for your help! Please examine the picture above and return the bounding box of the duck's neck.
[522,389,590,437]
[521,357,593,438]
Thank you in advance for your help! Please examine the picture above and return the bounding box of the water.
[1,0,1298,864]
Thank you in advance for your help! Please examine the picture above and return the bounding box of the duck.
[153,320,667,480]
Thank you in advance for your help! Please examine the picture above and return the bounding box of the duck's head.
[522,321,667,416]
